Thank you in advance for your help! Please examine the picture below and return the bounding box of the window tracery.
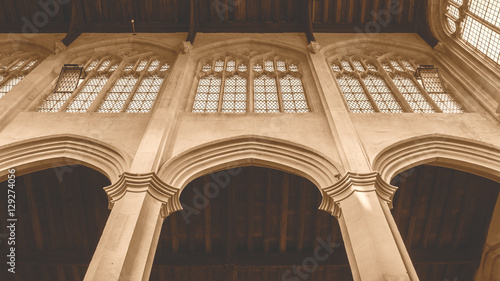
[37,56,171,113]
[0,54,40,99]
[445,0,500,65]
[330,55,465,113]
[192,55,309,113]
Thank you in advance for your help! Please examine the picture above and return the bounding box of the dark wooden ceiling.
[0,0,437,45]
[0,164,497,281]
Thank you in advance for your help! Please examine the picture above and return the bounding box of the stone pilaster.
[84,172,181,281]
[320,172,417,281]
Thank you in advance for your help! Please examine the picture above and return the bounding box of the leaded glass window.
[254,75,279,113]
[336,75,375,113]
[192,57,308,113]
[38,65,85,112]
[362,75,403,113]
[38,56,170,113]
[446,0,500,65]
[331,56,465,113]
[0,54,39,99]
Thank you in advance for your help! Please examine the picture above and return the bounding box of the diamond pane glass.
[38,67,83,112]
[331,64,341,72]
[222,75,247,113]
[390,60,404,71]
[253,64,263,72]
[238,64,247,72]
[98,75,138,113]
[277,60,286,72]
[353,60,365,71]
[126,75,164,113]
[366,63,377,71]
[226,60,236,72]
[279,75,309,113]
[11,60,26,71]
[383,63,392,72]
[136,60,148,71]
[401,60,415,71]
[109,64,119,72]
[289,64,299,72]
[66,75,108,113]
[341,60,353,71]
[148,59,160,72]
[264,60,274,72]
[336,75,374,113]
[86,60,99,71]
[450,0,463,6]
[254,75,279,113]
[160,63,170,72]
[124,63,135,71]
[22,60,37,71]
[418,68,464,113]
[392,75,435,113]
[0,75,25,99]
[98,60,110,71]
[193,75,222,113]
[214,60,224,72]
[202,64,212,72]
[362,75,403,113]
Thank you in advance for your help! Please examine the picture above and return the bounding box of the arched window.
[192,57,309,113]
[445,0,500,65]
[331,56,465,113]
[37,56,170,113]
[0,54,40,99]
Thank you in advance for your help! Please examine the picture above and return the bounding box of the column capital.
[104,172,182,218]
[319,171,398,218]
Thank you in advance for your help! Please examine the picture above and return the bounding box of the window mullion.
[218,72,226,113]
[122,72,145,113]
[275,73,284,112]
[380,72,413,112]
[356,73,380,113]
[249,63,254,113]
[409,74,443,113]
[88,61,128,112]
[59,73,94,112]
[464,12,500,35]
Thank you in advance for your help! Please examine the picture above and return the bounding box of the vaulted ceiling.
[0,0,437,46]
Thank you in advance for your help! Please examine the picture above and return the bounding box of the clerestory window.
[445,0,500,65]
[192,57,309,113]
[37,57,170,113]
[0,54,40,99]
[331,56,464,113]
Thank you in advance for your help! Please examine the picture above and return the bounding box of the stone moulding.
[104,172,182,218]
[158,135,344,191]
[0,135,130,183]
[373,134,500,184]
[319,171,398,218]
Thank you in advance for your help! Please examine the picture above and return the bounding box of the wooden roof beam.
[61,0,86,47]
[186,0,199,44]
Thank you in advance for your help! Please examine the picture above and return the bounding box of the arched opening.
[390,164,500,280]
[150,166,353,281]
[0,165,111,280]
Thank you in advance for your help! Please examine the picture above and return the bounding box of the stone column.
[320,172,417,281]
[475,193,500,281]
[83,173,181,281]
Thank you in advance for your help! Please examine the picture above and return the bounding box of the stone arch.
[373,134,500,184]
[61,37,180,62]
[158,135,344,191]
[0,134,131,183]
